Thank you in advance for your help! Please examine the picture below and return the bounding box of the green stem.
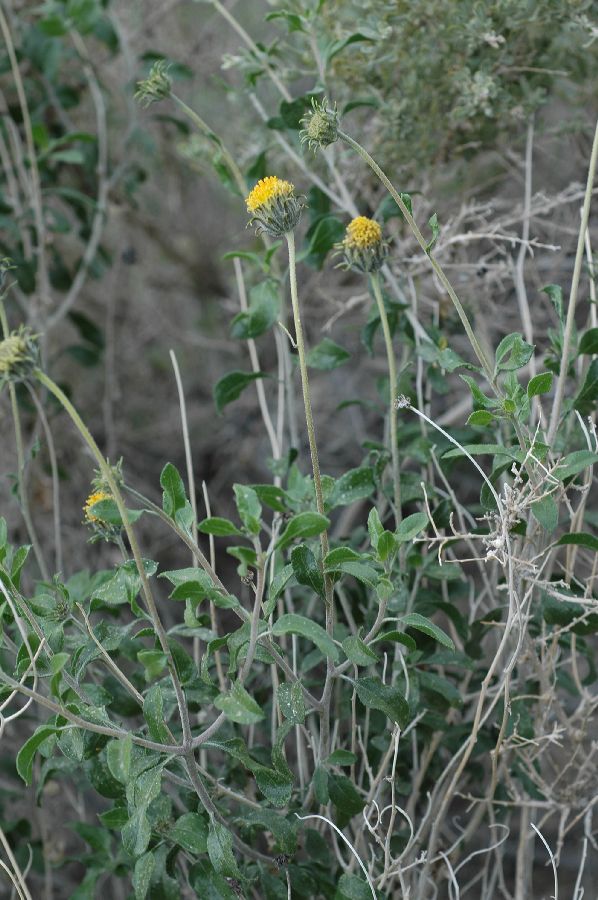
[33,369,193,749]
[338,129,496,391]
[547,117,598,446]
[285,231,335,757]
[0,305,49,580]
[371,272,402,528]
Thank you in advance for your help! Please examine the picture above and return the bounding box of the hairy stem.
[371,271,402,527]
[285,231,335,756]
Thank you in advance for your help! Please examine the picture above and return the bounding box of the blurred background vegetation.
[0,0,597,894]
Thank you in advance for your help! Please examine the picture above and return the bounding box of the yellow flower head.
[345,216,383,250]
[245,175,303,236]
[84,490,111,523]
[335,216,389,273]
[245,176,294,213]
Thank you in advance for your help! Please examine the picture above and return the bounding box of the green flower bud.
[300,98,339,151]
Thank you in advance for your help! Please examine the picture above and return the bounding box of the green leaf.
[170,813,208,855]
[306,338,351,370]
[160,567,237,608]
[324,558,379,588]
[214,682,265,725]
[367,508,384,550]
[342,635,379,667]
[265,564,294,616]
[418,670,463,707]
[106,733,133,784]
[17,725,61,785]
[278,681,305,724]
[425,212,439,253]
[494,332,534,372]
[401,613,455,650]
[327,750,357,766]
[231,279,280,339]
[542,284,564,323]
[213,371,266,414]
[395,512,428,543]
[554,451,598,481]
[467,410,496,426]
[291,544,325,599]
[254,767,293,807]
[160,463,187,518]
[240,808,297,854]
[137,650,168,680]
[372,630,416,651]
[198,517,243,537]
[329,467,375,506]
[527,372,553,398]
[272,613,339,662]
[337,872,375,900]
[459,374,495,409]
[579,328,598,355]
[143,685,171,744]
[133,852,155,900]
[324,547,362,567]
[312,765,329,805]
[276,512,330,550]
[302,214,345,268]
[531,495,558,533]
[556,532,598,552]
[90,559,158,608]
[574,359,598,415]
[377,531,396,563]
[233,484,261,535]
[328,773,365,819]
[442,443,518,460]
[355,676,409,727]
[324,32,374,64]
[87,499,143,527]
[123,808,152,858]
[207,821,240,879]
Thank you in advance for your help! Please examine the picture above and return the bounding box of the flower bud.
[0,327,39,384]
[245,175,303,237]
[300,98,339,151]
[135,60,172,107]
[335,216,389,273]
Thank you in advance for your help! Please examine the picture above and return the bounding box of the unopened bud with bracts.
[335,216,389,273]
[135,60,172,107]
[0,327,39,385]
[245,175,303,237]
[300,97,339,151]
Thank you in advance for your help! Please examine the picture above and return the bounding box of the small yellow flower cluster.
[245,176,294,213]
[83,490,111,523]
[345,216,383,250]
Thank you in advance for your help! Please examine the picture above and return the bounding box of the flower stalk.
[337,128,496,390]
[371,271,402,528]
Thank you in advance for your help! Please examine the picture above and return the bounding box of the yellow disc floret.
[245,176,295,213]
[84,490,111,523]
[346,216,383,250]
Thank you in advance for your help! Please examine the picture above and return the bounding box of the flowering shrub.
[1,2,598,899]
